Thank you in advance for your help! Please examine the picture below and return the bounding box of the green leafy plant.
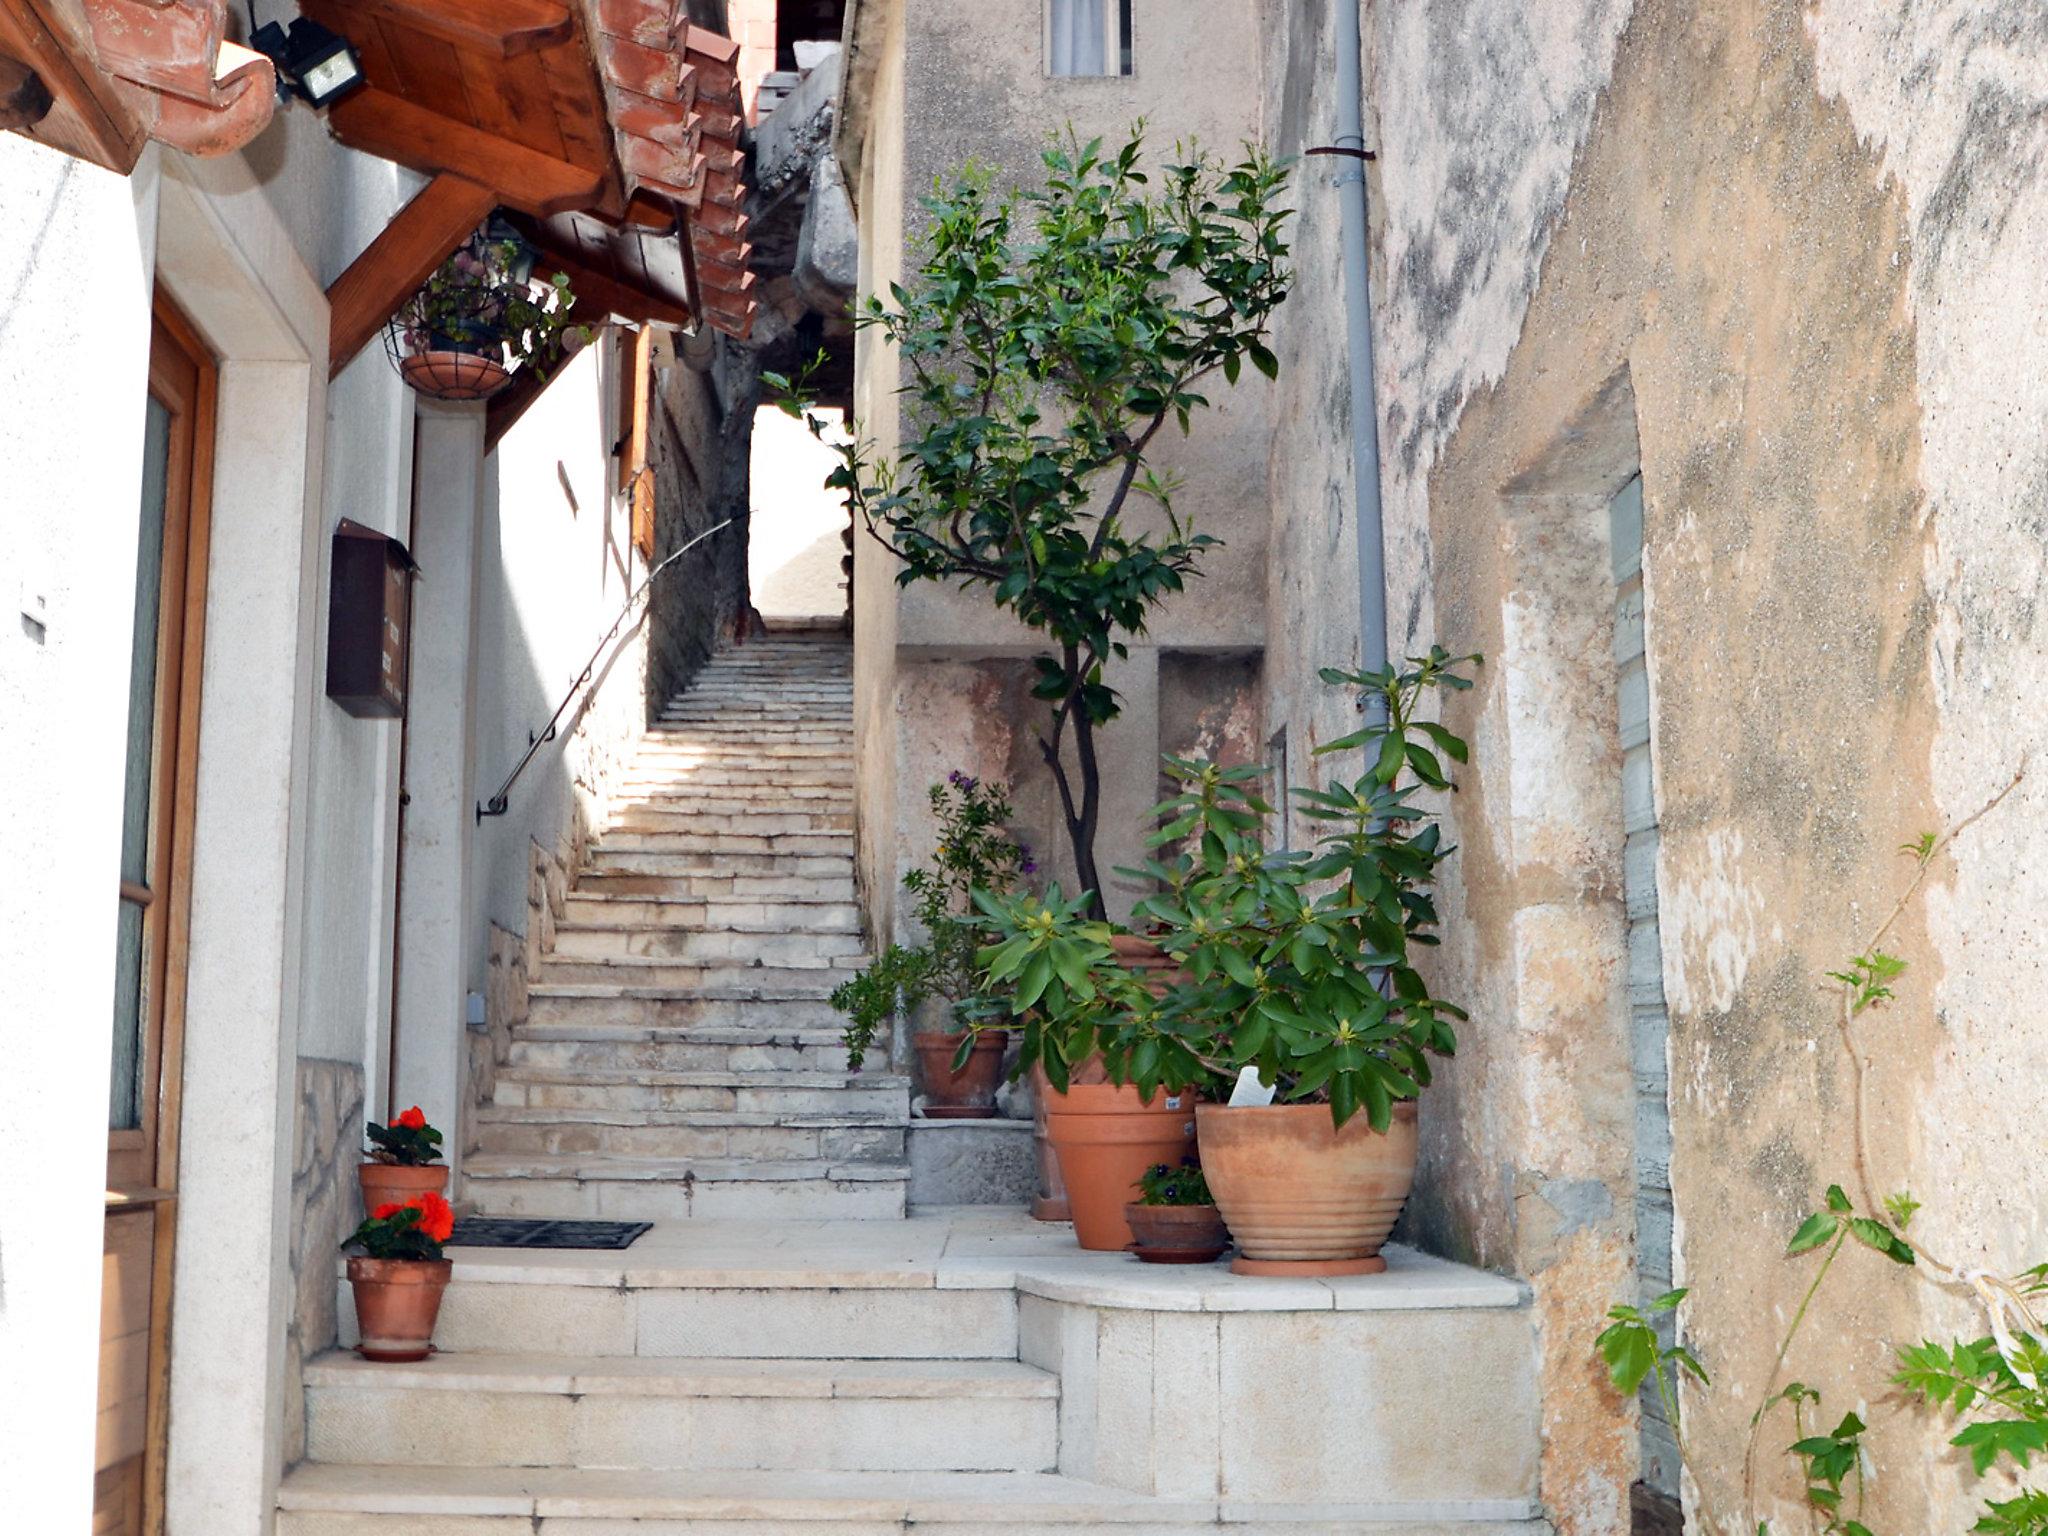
[398,224,591,376]
[342,1190,455,1263]
[971,650,1478,1130]
[773,125,1292,918]
[1136,1160,1214,1207]
[830,774,1033,1069]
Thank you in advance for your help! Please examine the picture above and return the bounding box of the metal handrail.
[476,516,738,823]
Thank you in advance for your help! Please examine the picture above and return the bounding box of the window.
[1046,0,1132,77]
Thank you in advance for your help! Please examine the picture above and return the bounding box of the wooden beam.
[537,247,691,329]
[326,87,603,216]
[325,172,497,376]
[0,0,143,170]
[351,0,576,60]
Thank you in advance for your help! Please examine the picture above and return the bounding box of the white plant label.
[1227,1066,1277,1107]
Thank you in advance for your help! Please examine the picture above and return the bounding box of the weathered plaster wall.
[1316,0,2048,1531]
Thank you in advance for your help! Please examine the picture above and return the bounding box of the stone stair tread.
[529,981,855,1000]
[277,1463,1192,1523]
[461,1154,909,1183]
[497,1067,906,1088]
[511,1024,848,1044]
[302,1350,1055,1399]
[476,1107,899,1128]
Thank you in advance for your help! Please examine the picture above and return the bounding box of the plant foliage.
[773,125,1292,916]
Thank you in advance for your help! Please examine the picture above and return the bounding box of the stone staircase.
[462,632,913,1222]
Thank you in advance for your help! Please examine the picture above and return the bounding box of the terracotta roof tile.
[77,0,275,156]
[590,7,754,339]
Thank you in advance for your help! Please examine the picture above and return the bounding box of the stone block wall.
[283,1058,365,1467]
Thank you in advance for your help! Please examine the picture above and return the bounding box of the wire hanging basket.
[384,217,582,403]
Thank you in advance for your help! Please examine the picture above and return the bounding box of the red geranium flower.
[394,1105,428,1130]
[370,1201,406,1221]
[410,1190,456,1244]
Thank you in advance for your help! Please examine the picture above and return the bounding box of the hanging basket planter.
[398,343,512,401]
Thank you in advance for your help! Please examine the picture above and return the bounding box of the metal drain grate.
[446,1217,652,1250]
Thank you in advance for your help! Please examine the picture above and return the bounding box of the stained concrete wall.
[843,0,1275,936]
[1245,1,2048,1532]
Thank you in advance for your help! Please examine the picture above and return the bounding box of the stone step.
[611,782,855,803]
[549,925,866,963]
[611,768,851,790]
[527,989,847,1031]
[574,871,858,902]
[490,1067,909,1118]
[649,720,854,736]
[535,959,860,990]
[593,831,854,858]
[506,1029,850,1076]
[585,849,854,879]
[472,1107,902,1160]
[460,1153,908,1221]
[558,894,862,930]
[301,1353,1058,1474]
[607,807,855,834]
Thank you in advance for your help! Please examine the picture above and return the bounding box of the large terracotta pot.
[358,1161,449,1215]
[914,1028,1008,1118]
[347,1256,453,1362]
[1044,1080,1198,1251]
[1123,1202,1231,1264]
[1195,1100,1418,1276]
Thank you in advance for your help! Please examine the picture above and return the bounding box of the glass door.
[97,293,213,1536]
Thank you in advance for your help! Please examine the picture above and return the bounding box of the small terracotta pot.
[358,1161,449,1215]
[1123,1202,1230,1264]
[400,348,511,400]
[1044,1079,1198,1251]
[1196,1100,1419,1276]
[346,1256,453,1362]
[1110,933,1180,995]
[915,1028,1008,1118]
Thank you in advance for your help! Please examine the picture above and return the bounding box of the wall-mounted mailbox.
[326,518,415,718]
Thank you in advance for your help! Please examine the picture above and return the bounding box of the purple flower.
[1021,857,1038,875]
[948,770,967,787]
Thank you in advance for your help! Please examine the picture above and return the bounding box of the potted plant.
[393,222,589,401]
[343,1191,456,1362]
[829,773,1032,1116]
[359,1104,446,1213]
[973,885,1206,1251]
[1125,1160,1229,1264]
[772,126,1292,920]
[1132,648,1481,1276]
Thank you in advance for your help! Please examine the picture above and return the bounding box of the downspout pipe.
[1332,0,1388,716]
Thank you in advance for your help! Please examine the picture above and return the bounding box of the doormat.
[446,1217,652,1250]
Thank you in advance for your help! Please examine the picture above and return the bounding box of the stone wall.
[283,1058,365,1468]
[1244,1,2048,1532]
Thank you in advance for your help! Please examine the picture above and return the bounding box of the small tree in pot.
[774,127,1292,919]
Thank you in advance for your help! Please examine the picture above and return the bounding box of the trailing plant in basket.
[773,125,1292,919]
[364,1104,442,1166]
[973,649,1480,1129]
[830,774,1033,1069]
[398,224,591,377]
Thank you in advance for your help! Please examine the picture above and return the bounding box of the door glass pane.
[110,898,147,1131]
[121,399,172,885]
[111,397,172,1134]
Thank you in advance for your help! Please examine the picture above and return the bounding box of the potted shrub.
[359,1104,446,1213]
[393,222,589,401]
[1125,1160,1229,1264]
[343,1191,456,1362]
[973,885,1207,1251]
[1133,648,1481,1276]
[830,773,1032,1117]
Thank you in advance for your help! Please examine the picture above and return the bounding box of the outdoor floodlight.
[251,17,366,109]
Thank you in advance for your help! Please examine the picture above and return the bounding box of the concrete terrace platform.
[300,1209,1549,1533]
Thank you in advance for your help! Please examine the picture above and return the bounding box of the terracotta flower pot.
[346,1256,453,1362]
[1195,1100,1419,1276]
[1110,933,1179,995]
[914,1028,1008,1118]
[400,348,511,401]
[358,1161,449,1215]
[1044,1080,1198,1251]
[1123,1202,1231,1264]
